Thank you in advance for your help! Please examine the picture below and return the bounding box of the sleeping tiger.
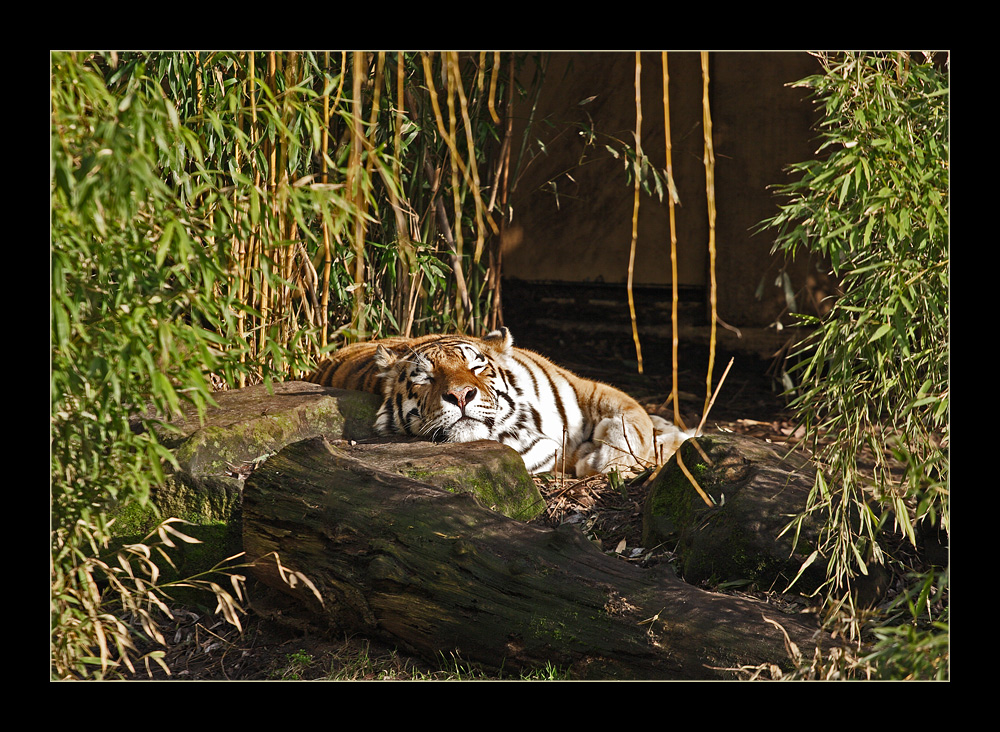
[306,327,694,476]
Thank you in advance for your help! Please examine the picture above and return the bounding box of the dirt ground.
[123,325,807,681]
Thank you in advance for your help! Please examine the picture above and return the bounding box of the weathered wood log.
[243,436,838,680]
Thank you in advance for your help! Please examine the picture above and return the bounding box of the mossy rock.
[642,433,826,594]
[112,382,383,556]
[338,439,546,522]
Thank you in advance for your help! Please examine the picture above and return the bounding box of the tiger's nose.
[444,386,477,410]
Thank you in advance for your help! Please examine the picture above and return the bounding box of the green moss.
[107,496,162,537]
[529,612,580,645]
[470,459,545,522]
[400,451,544,522]
[643,438,719,545]
[175,422,278,477]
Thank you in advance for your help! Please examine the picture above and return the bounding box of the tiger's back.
[305,328,692,476]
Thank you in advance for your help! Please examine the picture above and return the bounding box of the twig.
[697,356,734,436]
[678,356,734,469]
[621,414,639,463]
[676,441,714,508]
[560,426,567,490]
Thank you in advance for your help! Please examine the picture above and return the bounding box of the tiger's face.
[373,331,516,444]
[306,326,693,476]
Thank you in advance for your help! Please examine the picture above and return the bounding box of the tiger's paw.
[650,415,697,462]
[573,416,653,476]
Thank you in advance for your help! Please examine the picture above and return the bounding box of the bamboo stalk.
[319,52,333,349]
[676,442,714,508]
[233,53,250,387]
[488,53,514,332]
[445,55,466,331]
[420,52,474,331]
[627,52,644,374]
[277,52,300,351]
[388,54,419,337]
[449,51,494,262]
[362,52,385,185]
[697,357,734,437]
[245,52,261,386]
[423,155,473,325]
[349,51,367,339]
[194,52,203,116]
[244,52,264,380]
[661,52,686,430]
[257,52,277,360]
[487,51,502,125]
[701,51,718,418]
[364,53,386,336]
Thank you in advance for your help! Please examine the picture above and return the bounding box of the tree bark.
[243,436,836,679]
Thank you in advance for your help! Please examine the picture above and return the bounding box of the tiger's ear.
[374,344,399,371]
[482,327,514,355]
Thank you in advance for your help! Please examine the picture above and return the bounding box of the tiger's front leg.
[500,429,562,474]
[572,414,655,476]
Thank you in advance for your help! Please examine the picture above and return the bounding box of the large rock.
[115,381,383,573]
[129,381,381,527]
[336,440,545,522]
[642,433,828,594]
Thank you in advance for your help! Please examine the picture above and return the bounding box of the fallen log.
[243,436,836,679]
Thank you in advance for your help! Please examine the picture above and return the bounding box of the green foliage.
[51,52,271,678]
[50,51,517,678]
[762,52,948,676]
[56,53,232,518]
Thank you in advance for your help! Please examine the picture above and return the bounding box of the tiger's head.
[373,328,517,444]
